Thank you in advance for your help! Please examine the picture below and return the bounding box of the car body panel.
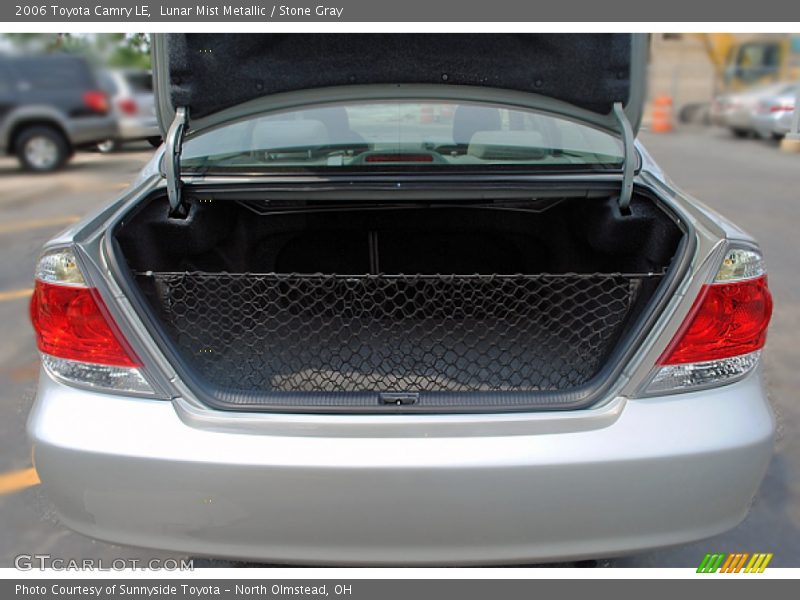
[0,103,117,153]
[752,85,799,138]
[99,69,159,142]
[67,114,123,147]
[0,54,117,153]
[774,107,797,136]
[752,111,786,139]
[712,82,798,134]
[29,366,773,565]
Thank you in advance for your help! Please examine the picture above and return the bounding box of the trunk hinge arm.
[612,102,634,212]
[165,106,189,218]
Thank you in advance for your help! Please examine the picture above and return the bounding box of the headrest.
[250,119,329,150]
[452,105,502,145]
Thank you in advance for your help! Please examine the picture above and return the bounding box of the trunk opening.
[113,190,685,412]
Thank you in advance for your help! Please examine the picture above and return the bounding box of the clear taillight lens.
[713,248,766,283]
[40,354,153,395]
[644,351,762,395]
[30,248,154,395]
[641,245,772,395]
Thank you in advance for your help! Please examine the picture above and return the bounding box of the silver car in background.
[711,81,796,137]
[752,83,799,139]
[27,34,774,565]
[96,69,161,152]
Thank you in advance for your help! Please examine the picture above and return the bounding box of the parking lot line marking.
[0,288,33,302]
[0,215,80,235]
[0,467,40,496]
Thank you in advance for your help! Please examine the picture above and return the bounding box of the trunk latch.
[378,392,419,406]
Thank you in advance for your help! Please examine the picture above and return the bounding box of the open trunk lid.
[152,34,648,215]
[152,34,648,137]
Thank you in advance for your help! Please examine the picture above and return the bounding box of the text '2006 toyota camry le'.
[27,34,774,565]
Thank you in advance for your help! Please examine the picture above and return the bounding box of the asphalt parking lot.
[0,130,797,568]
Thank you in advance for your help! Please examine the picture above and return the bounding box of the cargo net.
[139,272,659,394]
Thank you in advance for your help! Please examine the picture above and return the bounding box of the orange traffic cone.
[651,95,673,133]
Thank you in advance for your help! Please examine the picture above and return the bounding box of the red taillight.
[658,275,773,366]
[29,280,140,368]
[82,90,109,114]
[770,104,795,113]
[117,97,138,115]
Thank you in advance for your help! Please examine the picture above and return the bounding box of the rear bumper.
[28,369,774,565]
[724,110,754,131]
[66,116,118,147]
[773,112,793,136]
[116,116,159,141]
[752,113,782,138]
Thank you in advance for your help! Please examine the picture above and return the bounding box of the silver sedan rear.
[26,142,775,564]
[752,84,799,139]
[712,82,796,137]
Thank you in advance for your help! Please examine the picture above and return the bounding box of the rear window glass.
[182,100,624,172]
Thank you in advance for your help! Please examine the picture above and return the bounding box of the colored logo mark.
[697,552,773,573]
